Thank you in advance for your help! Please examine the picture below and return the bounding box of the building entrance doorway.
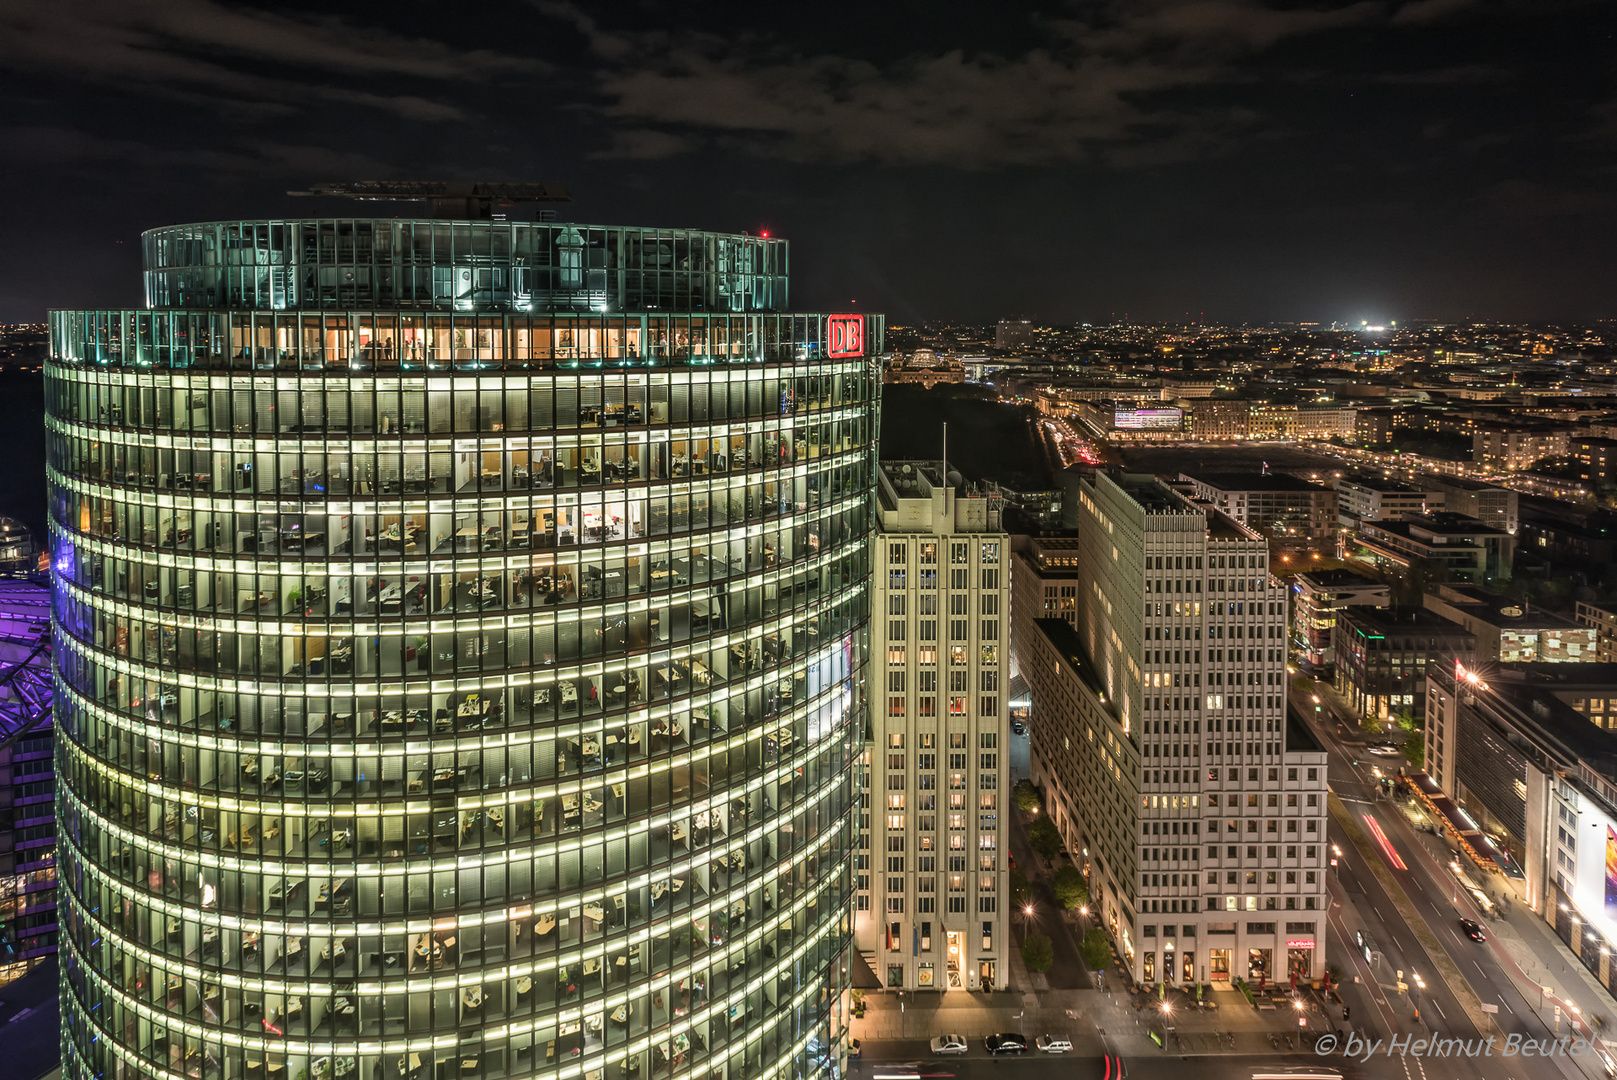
[946,931,963,988]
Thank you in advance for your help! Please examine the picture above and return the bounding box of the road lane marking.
[1500,997,1513,1014]
[1434,1000,1447,1020]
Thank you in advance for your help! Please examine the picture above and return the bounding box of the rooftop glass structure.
[47,209,879,1080]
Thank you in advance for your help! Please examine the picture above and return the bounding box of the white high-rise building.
[1026,472,1329,988]
[856,463,1010,992]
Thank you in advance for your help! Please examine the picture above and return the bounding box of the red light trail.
[1363,813,1407,870]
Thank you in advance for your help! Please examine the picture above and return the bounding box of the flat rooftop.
[1432,586,1583,630]
[1492,663,1617,686]
[1286,705,1324,754]
[1120,475,1197,515]
[1365,513,1509,540]
[1341,606,1473,635]
[1182,472,1334,493]
[1036,617,1114,715]
[1478,667,1617,782]
[1295,567,1386,588]
[880,461,947,492]
[1339,474,1428,494]
[0,956,60,1080]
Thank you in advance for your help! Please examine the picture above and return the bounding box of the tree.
[1021,933,1055,973]
[1403,731,1425,770]
[1009,868,1030,908]
[1081,928,1112,971]
[1052,865,1089,911]
[1013,779,1041,813]
[1027,817,1062,861]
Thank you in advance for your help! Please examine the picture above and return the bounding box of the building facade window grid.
[50,217,881,1080]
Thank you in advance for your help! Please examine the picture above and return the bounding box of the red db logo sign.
[827,314,864,358]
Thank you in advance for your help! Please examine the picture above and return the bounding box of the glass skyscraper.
[46,204,878,1080]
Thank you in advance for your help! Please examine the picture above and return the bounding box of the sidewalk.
[1386,798,1609,1080]
[1403,814,1617,1024]
[852,980,1345,1056]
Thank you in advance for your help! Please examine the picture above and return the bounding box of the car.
[1008,853,1017,870]
[1035,1036,1073,1053]
[847,1039,862,1060]
[1367,743,1402,757]
[1595,1047,1616,1079]
[1459,918,1486,941]
[985,1034,1029,1056]
[1012,720,1027,736]
[930,1034,968,1055]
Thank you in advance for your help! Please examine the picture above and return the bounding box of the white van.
[1036,1036,1073,1053]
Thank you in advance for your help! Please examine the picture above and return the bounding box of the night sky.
[4,0,1614,324]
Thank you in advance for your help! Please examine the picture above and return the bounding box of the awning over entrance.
[1405,771,1524,879]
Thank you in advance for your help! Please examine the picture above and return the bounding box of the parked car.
[1459,918,1487,942]
[1012,720,1027,735]
[930,1034,968,1055]
[1035,1036,1073,1053]
[986,1034,1029,1056]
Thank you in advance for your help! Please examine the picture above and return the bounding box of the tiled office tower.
[856,464,1008,993]
[47,197,879,1080]
[1026,472,1328,987]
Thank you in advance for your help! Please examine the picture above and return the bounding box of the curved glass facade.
[48,217,878,1080]
[141,220,787,313]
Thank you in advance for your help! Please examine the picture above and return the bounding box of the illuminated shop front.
[48,209,880,1080]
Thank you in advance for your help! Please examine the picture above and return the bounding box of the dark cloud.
[0,0,542,121]
[539,0,1489,168]
[0,0,1613,322]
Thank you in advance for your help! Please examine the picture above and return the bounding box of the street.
[1294,674,1603,1080]
[853,677,1616,1080]
[855,1044,1604,1080]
